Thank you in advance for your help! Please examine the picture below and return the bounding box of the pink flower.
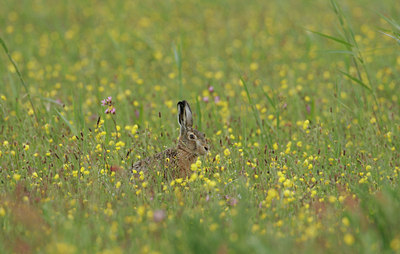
[208,86,214,93]
[203,96,209,103]
[153,210,166,223]
[229,198,238,206]
[214,96,220,103]
[101,96,116,115]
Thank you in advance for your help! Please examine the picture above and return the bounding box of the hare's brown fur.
[131,101,208,178]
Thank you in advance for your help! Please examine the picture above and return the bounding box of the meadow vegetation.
[0,0,400,253]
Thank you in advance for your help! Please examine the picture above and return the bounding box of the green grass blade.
[0,38,9,54]
[195,96,202,131]
[56,109,77,136]
[379,31,400,45]
[262,90,276,110]
[323,50,355,55]
[307,30,354,47]
[339,70,372,92]
[261,88,279,132]
[39,97,64,106]
[0,37,39,124]
[241,77,271,146]
[377,13,400,31]
[172,42,183,99]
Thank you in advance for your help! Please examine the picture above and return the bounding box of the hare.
[131,100,209,178]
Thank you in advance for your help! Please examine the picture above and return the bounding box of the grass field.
[1,0,400,253]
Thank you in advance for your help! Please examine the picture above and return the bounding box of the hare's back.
[131,148,178,172]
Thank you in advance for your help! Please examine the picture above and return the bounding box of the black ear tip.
[177,100,188,110]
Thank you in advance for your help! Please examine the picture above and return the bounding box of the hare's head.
[177,100,209,156]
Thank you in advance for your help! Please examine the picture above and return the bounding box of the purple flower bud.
[203,96,209,103]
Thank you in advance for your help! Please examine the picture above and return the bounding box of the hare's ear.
[177,100,193,134]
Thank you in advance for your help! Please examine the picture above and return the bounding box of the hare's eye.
[189,134,196,139]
